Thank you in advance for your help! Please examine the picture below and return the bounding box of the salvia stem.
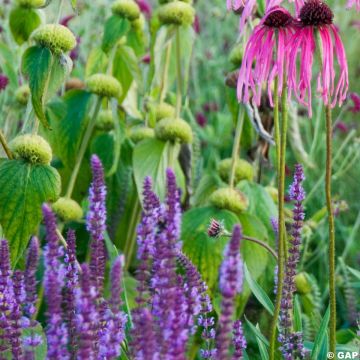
[269,75,289,360]
[229,107,245,189]
[66,96,103,198]
[326,103,336,354]
[175,26,183,118]
[0,129,13,159]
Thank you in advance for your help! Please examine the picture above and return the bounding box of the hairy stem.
[326,104,336,354]
[0,130,13,159]
[229,107,245,189]
[65,97,102,198]
[175,26,182,118]
[269,77,288,360]
[273,76,280,175]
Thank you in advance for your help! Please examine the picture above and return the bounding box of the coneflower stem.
[273,76,280,175]
[269,77,288,360]
[65,97,102,199]
[0,130,13,159]
[175,26,182,118]
[229,107,245,189]
[326,103,336,354]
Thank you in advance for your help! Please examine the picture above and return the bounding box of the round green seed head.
[111,0,140,20]
[16,0,46,8]
[295,272,312,295]
[86,74,122,100]
[52,197,83,222]
[132,14,145,32]
[129,126,155,143]
[229,44,243,67]
[158,2,195,26]
[265,186,278,203]
[96,110,115,131]
[15,84,30,106]
[32,24,76,53]
[9,134,52,165]
[209,187,249,214]
[218,158,254,183]
[155,117,193,144]
[154,102,175,121]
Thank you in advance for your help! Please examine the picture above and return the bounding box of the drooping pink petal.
[346,0,360,11]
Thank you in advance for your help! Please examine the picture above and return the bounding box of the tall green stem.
[326,103,336,354]
[175,27,182,119]
[0,130,13,159]
[269,78,288,360]
[65,97,102,198]
[273,76,280,175]
[229,107,245,188]
[159,42,172,103]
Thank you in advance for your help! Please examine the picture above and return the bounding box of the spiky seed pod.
[218,158,254,183]
[155,117,193,144]
[154,102,176,121]
[129,126,155,143]
[32,24,76,54]
[52,197,83,222]
[229,44,243,67]
[15,84,30,105]
[86,74,122,100]
[111,0,141,20]
[16,0,46,8]
[209,187,249,214]
[158,2,195,26]
[295,272,312,295]
[265,186,278,203]
[96,110,115,131]
[132,14,146,32]
[9,134,52,165]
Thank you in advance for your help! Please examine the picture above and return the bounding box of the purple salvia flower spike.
[232,320,247,360]
[42,204,69,360]
[24,236,40,319]
[64,229,78,359]
[87,154,107,293]
[76,263,97,360]
[279,164,307,359]
[216,224,244,360]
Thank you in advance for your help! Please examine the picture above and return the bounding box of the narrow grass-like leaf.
[310,306,330,359]
[294,295,303,332]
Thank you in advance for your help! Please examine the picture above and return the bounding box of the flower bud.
[112,0,141,20]
[15,84,30,105]
[86,74,122,100]
[96,110,115,131]
[218,158,254,183]
[154,102,175,121]
[207,218,224,238]
[129,126,155,143]
[209,187,249,214]
[158,2,195,26]
[9,134,52,165]
[32,24,76,53]
[229,44,243,66]
[295,272,312,295]
[52,197,83,222]
[155,117,193,144]
[16,0,46,8]
[265,186,278,203]
[225,70,239,88]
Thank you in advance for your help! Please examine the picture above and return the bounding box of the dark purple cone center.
[264,9,292,28]
[300,0,333,26]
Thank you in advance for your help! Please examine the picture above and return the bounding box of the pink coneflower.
[136,0,152,18]
[347,0,360,11]
[348,92,360,113]
[237,6,295,106]
[288,0,348,117]
[193,15,201,34]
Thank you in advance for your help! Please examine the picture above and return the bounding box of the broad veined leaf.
[9,7,42,45]
[133,138,185,203]
[0,160,61,263]
[85,48,108,77]
[22,322,47,360]
[181,206,239,290]
[102,15,130,54]
[126,27,145,57]
[22,46,72,128]
[91,132,116,174]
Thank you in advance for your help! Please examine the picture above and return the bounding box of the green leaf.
[22,47,71,129]
[91,132,116,174]
[347,266,360,280]
[0,42,18,88]
[256,324,269,360]
[310,306,330,359]
[9,7,42,45]
[0,160,61,263]
[244,317,269,347]
[244,263,274,315]
[69,0,77,10]
[85,48,108,77]
[102,16,130,54]
[22,322,47,359]
[182,206,239,289]
[132,138,185,202]
[294,295,303,332]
